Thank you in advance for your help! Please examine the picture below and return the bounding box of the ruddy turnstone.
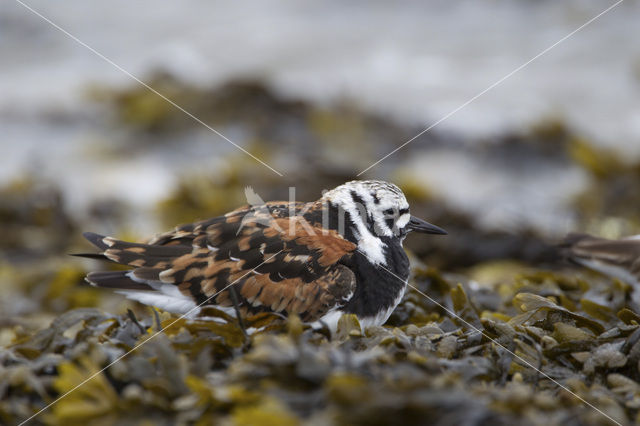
[562,232,640,308]
[561,233,640,287]
[79,180,446,331]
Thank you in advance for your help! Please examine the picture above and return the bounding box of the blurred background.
[2,0,640,323]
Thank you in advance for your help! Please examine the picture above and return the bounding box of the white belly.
[313,283,407,332]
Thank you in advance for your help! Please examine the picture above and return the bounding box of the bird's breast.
[342,242,410,322]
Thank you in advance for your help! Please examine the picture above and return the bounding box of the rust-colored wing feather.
[84,202,357,322]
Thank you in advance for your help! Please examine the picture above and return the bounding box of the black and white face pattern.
[322,180,412,265]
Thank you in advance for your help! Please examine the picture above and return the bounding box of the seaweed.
[4,79,640,425]
[3,267,640,425]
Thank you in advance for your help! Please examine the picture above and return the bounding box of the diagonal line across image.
[17,250,285,426]
[13,0,284,177]
[368,251,622,426]
[8,1,627,424]
[357,0,624,177]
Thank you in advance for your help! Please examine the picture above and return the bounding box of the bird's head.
[322,180,446,244]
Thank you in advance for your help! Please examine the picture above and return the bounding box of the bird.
[561,232,640,308]
[561,233,640,286]
[78,180,447,332]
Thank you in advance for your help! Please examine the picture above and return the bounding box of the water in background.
[1,0,639,236]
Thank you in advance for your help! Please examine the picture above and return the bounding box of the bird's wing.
[562,233,640,284]
[146,201,307,246]
[83,209,357,322]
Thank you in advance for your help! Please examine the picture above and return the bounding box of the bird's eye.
[384,208,394,215]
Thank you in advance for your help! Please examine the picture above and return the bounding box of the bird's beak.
[407,216,447,235]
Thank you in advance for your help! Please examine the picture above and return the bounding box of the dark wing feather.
[563,233,640,265]
[86,271,153,291]
[146,202,308,246]
[562,233,640,282]
[82,202,357,321]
